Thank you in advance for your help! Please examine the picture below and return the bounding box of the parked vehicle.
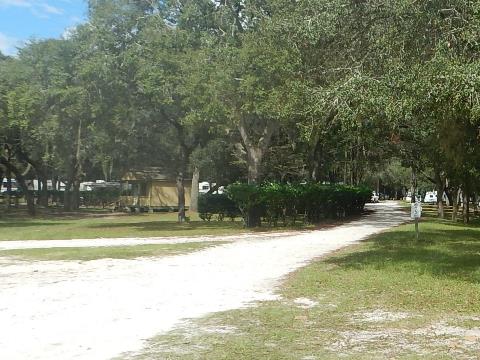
[199,182,211,194]
[371,191,379,203]
[1,178,18,193]
[405,192,421,202]
[423,191,437,204]
[199,182,224,195]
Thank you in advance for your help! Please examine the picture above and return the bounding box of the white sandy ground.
[0,230,310,250]
[0,202,409,360]
[0,231,318,251]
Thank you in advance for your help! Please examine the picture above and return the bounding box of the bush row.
[198,183,371,226]
[197,193,240,221]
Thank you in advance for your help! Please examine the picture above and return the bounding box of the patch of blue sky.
[0,0,87,55]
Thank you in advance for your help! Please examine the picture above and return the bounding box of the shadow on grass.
[0,207,128,221]
[86,220,246,233]
[326,223,480,284]
[0,221,68,228]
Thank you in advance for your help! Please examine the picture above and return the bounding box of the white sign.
[411,202,422,219]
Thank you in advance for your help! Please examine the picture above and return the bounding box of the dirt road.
[0,202,408,360]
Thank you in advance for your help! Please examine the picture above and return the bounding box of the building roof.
[122,167,171,181]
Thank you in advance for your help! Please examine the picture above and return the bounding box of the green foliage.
[2,0,480,219]
[225,183,264,218]
[198,193,240,222]
[80,188,120,208]
[227,183,371,226]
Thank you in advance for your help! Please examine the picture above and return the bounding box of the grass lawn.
[0,241,226,261]
[130,218,480,359]
[0,209,313,241]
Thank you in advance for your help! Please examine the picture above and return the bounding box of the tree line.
[0,0,479,222]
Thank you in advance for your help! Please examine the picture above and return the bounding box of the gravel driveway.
[0,202,409,360]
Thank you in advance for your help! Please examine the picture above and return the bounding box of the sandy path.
[0,230,307,250]
[0,202,408,360]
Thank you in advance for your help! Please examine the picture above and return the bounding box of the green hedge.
[198,193,240,221]
[205,183,371,226]
[80,188,120,208]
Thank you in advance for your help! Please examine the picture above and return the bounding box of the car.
[424,191,437,204]
[371,191,379,203]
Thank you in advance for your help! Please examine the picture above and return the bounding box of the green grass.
[0,209,313,241]
[0,241,225,261]
[126,218,480,359]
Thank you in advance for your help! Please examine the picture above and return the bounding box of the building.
[119,167,191,212]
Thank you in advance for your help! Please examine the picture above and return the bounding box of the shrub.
[198,193,240,221]
[80,188,120,208]
[197,183,370,226]
[227,182,371,227]
[225,183,263,222]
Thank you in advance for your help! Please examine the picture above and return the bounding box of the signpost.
[411,201,422,219]
[411,201,421,240]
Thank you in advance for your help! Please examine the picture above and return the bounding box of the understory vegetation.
[128,218,480,359]
[199,183,371,227]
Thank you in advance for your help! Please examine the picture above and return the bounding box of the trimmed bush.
[198,193,240,221]
[80,188,120,208]
[227,182,371,226]
[198,183,371,226]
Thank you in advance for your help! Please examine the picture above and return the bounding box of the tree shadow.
[326,226,480,284]
[0,221,68,228]
[86,220,246,233]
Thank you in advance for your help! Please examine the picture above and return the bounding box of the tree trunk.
[52,176,58,205]
[473,193,479,217]
[177,173,186,222]
[434,169,445,219]
[247,147,263,184]
[243,147,263,227]
[38,175,49,207]
[66,119,83,212]
[0,158,35,215]
[5,169,12,210]
[444,187,452,206]
[245,149,263,227]
[102,160,109,182]
[190,166,200,212]
[411,167,419,241]
[72,179,81,210]
[102,157,113,181]
[24,180,35,216]
[73,119,82,210]
[64,182,72,212]
[238,118,276,228]
[452,187,460,222]
[462,187,469,224]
